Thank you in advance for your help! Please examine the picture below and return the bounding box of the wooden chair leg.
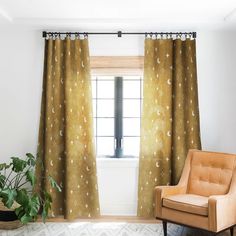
[162,221,167,236]
[230,227,234,236]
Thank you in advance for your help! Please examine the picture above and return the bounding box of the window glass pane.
[97,118,114,136]
[123,80,140,98]
[141,79,143,98]
[123,137,140,157]
[97,80,114,98]
[123,118,140,136]
[97,100,114,117]
[92,80,96,98]
[97,137,114,156]
[93,118,96,137]
[123,100,140,117]
[92,99,96,117]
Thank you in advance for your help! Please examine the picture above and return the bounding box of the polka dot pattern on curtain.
[137,38,201,217]
[36,38,100,220]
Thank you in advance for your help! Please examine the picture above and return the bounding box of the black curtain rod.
[42,31,197,38]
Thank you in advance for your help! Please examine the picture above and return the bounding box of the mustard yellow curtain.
[36,38,100,219]
[138,38,201,217]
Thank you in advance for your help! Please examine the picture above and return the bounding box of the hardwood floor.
[39,215,157,223]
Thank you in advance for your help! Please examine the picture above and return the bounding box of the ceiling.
[0,0,236,31]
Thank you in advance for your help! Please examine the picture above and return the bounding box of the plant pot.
[0,201,22,229]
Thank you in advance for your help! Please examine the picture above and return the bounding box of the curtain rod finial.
[193,32,197,38]
[42,31,47,38]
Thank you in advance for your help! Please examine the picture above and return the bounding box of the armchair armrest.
[208,194,236,232]
[155,185,186,217]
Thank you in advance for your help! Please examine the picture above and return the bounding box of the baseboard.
[100,203,137,216]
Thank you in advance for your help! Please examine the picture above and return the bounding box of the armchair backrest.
[186,150,236,197]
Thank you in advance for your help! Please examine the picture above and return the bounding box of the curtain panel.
[36,38,100,219]
[138,38,201,217]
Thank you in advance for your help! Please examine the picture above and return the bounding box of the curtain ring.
[161,33,163,39]
[150,32,153,39]
[75,33,80,39]
[83,33,88,39]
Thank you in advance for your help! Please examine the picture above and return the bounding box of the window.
[92,75,143,158]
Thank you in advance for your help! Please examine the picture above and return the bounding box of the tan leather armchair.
[155,149,236,236]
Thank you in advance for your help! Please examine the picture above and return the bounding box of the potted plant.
[0,153,61,229]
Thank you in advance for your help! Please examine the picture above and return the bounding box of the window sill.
[96,156,139,168]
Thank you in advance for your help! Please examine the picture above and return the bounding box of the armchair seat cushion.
[163,194,208,216]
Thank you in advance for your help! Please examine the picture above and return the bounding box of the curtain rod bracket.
[42,31,47,38]
[118,31,122,37]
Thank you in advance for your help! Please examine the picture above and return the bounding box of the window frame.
[90,56,144,158]
[90,56,144,76]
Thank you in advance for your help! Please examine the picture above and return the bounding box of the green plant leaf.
[26,170,36,187]
[27,158,36,166]
[0,163,10,171]
[48,176,61,192]
[44,191,52,203]
[0,175,6,188]
[0,189,17,208]
[28,195,40,217]
[20,214,32,224]
[15,189,29,206]
[41,207,47,223]
[15,205,24,218]
[41,191,52,223]
[26,153,35,159]
[11,157,27,173]
[15,193,40,222]
[26,153,36,166]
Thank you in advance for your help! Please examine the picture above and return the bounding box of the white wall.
[0,29,236,215]
[197,32,236,153]
[0,29,43,159]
